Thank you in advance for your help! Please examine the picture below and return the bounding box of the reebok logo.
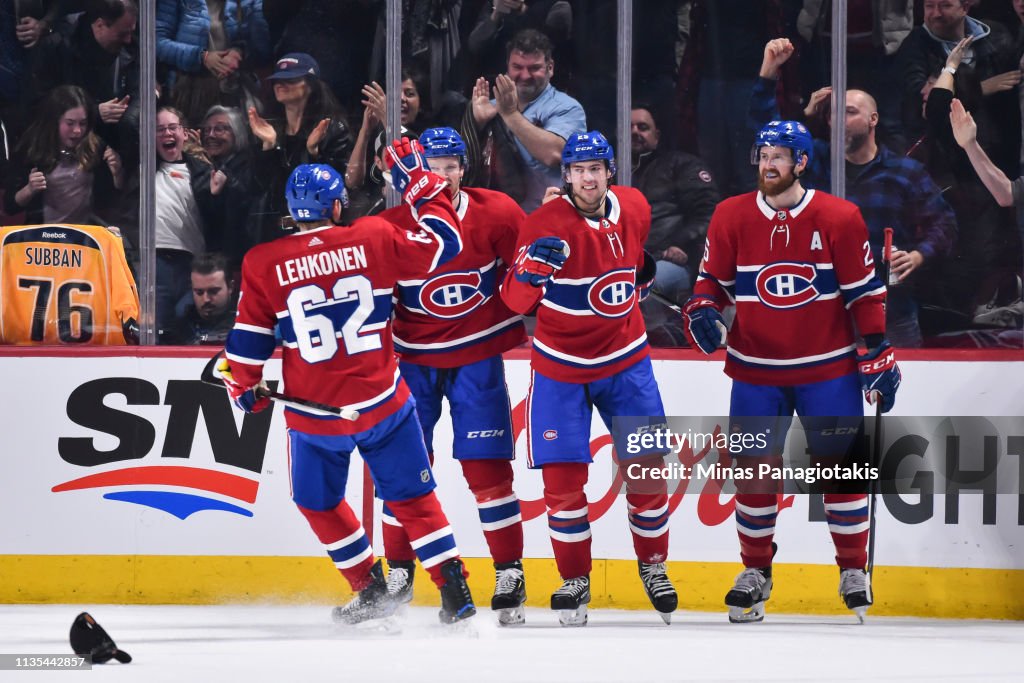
[42,232,67,239]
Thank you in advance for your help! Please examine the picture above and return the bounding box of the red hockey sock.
[542,462,591,579]
[626,490,670,563]
[461,459,523,564]
[380,452,434,564]
[386,491,463,588]
[296,501,375,591]
[380,503,416,562]
[824,493,870,569]
[734,493,778,568]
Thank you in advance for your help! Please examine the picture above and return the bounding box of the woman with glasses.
[154,106,223,343]
[4,85,124,225]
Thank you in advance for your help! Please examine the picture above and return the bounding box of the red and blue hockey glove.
[514,237,569,287]
[682,295,727,354]
[636,250,657,302]
[857,340,901,413]
[384,137,448,209]
[217,358,270,413]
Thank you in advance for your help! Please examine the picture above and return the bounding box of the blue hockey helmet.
[561,130,617,180]
[419,127,467,164]
[285,163,348,221]
[752,120,813,167]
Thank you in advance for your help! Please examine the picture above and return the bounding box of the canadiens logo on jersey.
[587,269,637,318]
[417,270,487,319]
[754,262,820,308]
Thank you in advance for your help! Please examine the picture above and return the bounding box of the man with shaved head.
[751,39,957,347]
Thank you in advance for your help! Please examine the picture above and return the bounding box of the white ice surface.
[0,604,1020,683]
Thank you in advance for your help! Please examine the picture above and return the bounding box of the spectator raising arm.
[492,73,565,167]
[950,98,1013,207]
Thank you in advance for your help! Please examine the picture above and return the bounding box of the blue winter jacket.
[156,0,269,74]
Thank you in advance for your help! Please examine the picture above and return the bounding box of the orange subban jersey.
[0,224,139,345]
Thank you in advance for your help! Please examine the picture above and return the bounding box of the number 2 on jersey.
[286,274,382,362]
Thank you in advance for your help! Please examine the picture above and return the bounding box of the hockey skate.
[438,558,477,624]
[839,568,873,623]
[638,561,678,624]
[386,560,415,606]
[725,566,773,623]
[551,576,590,627]
[332,560,400,626]
[492,560,527,626]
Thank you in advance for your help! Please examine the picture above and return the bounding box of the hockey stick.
[865,227,894,596]
[651,290,730,348]
[648,290,681,313]
[200,351,361,421]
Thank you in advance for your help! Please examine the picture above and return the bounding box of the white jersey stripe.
[727,344,856,366]
[393,315,524,349]
[533,332,648,366]
[539,299,596,316]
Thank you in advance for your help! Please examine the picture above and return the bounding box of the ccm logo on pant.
[466,430,506,438]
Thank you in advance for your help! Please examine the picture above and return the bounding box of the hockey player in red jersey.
[219,141,477,626]
[501,131,678,626]
[682,121,901,623]
[375,127,529,625]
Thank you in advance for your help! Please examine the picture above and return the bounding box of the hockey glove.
[514,237,569,287]
[682,295,727,354]
[217,358,270,413]
[857,340,901,413]
[636,250,657,302]
[384,137,448,210]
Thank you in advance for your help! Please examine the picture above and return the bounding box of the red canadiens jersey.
[225,193,462,435]
[501,186,651,383]
[379,187,527,367]
[695,189,886,386]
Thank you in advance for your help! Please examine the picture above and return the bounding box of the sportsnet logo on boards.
[417,270,487,319]
[755,262,820,309]
[51,377,274,519]
[587,269,636,318]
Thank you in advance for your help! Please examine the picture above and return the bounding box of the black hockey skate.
[438,559,477,624]
[332,560,399,625]
[638,561,678,624]
[839,568,873,623]
[386,560,415,605]
[492,560,527,626]
[725,566,773,623]
[551,575,590,627]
